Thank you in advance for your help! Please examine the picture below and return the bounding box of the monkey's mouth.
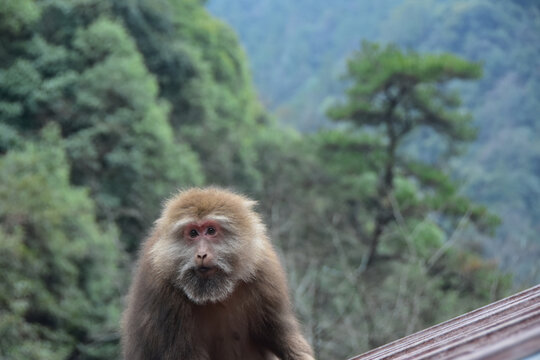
[179,266,235,304]
[196,266,218,277]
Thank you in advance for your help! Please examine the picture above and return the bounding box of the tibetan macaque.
[121,187,314,360]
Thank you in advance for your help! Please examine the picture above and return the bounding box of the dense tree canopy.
[0,125,123,359]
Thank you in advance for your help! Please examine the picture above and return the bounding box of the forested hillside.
[0,0,517,359]
[208,0,540,285]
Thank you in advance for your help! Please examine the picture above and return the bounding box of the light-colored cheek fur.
[148,239,188,279]
[216,237,257,282]
[237,222,268,282]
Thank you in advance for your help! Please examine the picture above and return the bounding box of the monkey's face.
[176,218,240,304]
[149,188,265,304]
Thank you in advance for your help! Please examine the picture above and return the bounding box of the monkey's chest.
[194,307,271,360]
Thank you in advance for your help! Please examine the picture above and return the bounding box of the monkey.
[121,187,315,360]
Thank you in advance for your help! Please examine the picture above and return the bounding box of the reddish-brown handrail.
[349,284,540,360]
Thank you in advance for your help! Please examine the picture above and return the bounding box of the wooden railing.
[348,284,540,360]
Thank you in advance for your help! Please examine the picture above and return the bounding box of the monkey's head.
[149,187,266,304]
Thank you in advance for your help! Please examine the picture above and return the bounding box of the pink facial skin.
[183,220,223,276]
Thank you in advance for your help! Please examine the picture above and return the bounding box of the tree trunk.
[365,121,397,267]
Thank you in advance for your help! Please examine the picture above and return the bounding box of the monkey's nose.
[195,253,210,268]
[195,252,214,268]
[196,253,207,266]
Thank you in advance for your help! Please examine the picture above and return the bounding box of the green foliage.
[0,1,204,250]
[0,125,123,359]
[67,16,203,249]
[328,41,481,143]
[114,0,265,190]
[0,0,40,36]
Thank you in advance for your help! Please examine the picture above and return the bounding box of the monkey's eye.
[189,229,199,238]
[206,226,216,235]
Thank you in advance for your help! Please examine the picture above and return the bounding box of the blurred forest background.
[0,0,538,359]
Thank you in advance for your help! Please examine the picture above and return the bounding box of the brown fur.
[121,187,314,360]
